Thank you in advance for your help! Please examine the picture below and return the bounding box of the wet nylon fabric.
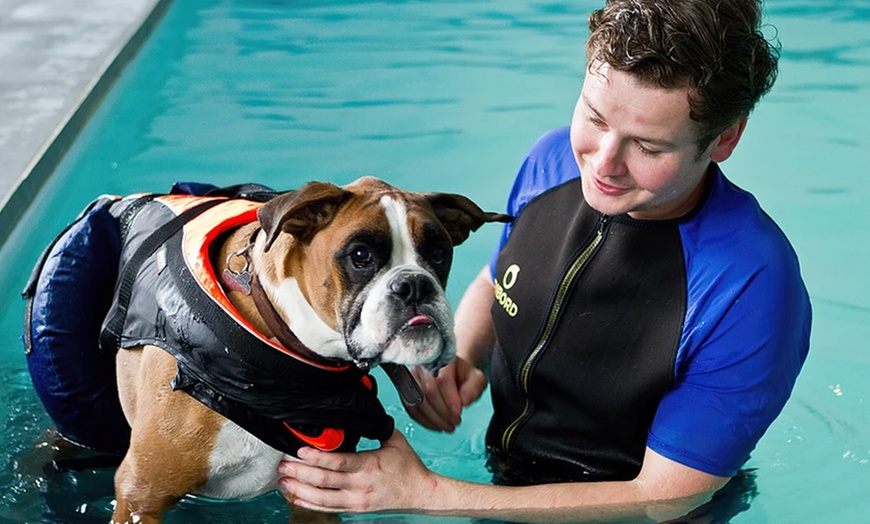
[101,196,394,455]
[24,186,394,457]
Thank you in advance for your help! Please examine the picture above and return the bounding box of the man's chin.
[583,186,636,216]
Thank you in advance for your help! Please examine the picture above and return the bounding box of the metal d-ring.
[224,243,252,277]
[221,242,255,295]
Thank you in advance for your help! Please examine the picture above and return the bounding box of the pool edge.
[0,0,175,251]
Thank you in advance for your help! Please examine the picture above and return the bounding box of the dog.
[102,176,509,523]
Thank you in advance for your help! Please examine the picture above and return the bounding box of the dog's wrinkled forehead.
[344,177,427,213]
[339,178,442,236]
[256,175,511,252]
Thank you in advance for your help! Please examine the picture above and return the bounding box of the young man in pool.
[276,0,812,520]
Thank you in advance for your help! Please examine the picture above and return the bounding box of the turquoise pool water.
[1,0,868,522]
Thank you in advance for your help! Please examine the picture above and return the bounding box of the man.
[277,0,811,520]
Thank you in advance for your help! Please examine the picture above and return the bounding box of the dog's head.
[253,176,510,374]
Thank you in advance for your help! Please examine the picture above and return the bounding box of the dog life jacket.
[101,195,393,454]
[25,183,393,458]
[99,191,395,455]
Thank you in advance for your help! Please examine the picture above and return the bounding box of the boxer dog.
[108,177,509,523]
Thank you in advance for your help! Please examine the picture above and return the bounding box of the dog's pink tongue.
[408,315,433,326]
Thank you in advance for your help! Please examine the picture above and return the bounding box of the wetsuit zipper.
[500,213,612,452]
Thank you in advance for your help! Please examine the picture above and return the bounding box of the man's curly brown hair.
[586,0,780,151]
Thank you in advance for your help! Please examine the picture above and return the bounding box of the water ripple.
[779,82,867,93]
[767,2,870,22]
[781,40,870,66]
[356,128,464,141]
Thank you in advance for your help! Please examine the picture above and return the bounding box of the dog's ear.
[258,182,351,251]
[423,193,512,246]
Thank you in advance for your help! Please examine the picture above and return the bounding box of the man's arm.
[278,430,729,523]
[452,265,498,368]
[407,266,495,431]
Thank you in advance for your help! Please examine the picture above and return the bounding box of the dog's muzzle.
[346,266,456,374]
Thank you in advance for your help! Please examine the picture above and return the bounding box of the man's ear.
[710,116,748,163]
[423,193,512,246]
[257,181,350,251]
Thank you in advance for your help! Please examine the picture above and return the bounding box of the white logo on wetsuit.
[494,264,520,317]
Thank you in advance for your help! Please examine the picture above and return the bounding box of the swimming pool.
[1,0,868,522]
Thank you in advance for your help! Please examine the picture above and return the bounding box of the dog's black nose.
[389,274,435,304]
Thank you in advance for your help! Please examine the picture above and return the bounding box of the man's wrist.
[416,473,472,513]
[455,349,491,375]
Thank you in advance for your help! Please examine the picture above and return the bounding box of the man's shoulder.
[678,168,809,342]
[527,127,577,175]
[508,127,580,214]
[528,126,572,154]
[685,169,799,266]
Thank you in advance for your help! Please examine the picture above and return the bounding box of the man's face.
[570,62,717,220]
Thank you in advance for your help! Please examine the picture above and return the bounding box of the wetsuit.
[485,127,811,485]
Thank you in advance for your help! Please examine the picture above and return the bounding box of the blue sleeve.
[488,127,580,279]
[647,180,812,477]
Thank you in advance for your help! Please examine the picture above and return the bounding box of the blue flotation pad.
[22,196,130,454]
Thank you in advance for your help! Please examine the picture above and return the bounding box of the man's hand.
[406,357,487,432]
[278,430,438,514]
[404,265,497,432]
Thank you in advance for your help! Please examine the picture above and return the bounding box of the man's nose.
[591,133,626,177]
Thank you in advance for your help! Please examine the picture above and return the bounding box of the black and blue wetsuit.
[485,127,811,485]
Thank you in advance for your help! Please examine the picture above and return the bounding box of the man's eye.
[350,247,372,268]
[635,141,662,157]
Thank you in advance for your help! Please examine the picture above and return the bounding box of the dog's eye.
[350,247,373,268]
[430,247,446,265]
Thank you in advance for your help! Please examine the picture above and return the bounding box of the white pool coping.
[0,0,170,248]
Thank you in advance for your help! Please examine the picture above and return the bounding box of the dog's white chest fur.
[199,420,288,500]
